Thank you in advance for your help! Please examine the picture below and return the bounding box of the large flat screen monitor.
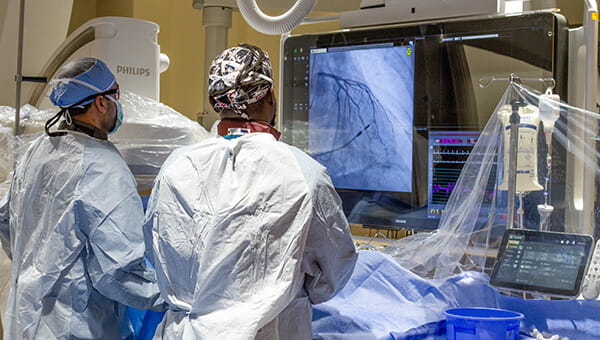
[309,43,415,192]
[281,12,569,230]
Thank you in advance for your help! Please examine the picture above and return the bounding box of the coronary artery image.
[308,44,415,192]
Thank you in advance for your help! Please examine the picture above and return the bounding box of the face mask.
[106,95,123,134]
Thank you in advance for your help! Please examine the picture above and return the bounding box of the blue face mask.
[106,96,123,134]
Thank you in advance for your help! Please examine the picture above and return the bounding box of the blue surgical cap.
[49,58,116,108]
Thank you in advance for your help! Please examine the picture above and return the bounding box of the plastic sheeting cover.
[0,92,210,193]
[383,82,600,279]
[0,105,53,185]
[0,105,56,331]
[111,91,210,191]
[0,106,13,185]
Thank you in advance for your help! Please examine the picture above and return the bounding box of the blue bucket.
[444,307,524,340]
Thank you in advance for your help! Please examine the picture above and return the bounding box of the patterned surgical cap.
[208,44,273,119]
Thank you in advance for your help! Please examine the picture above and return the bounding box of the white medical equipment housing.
[12,16,211,194]
[339,0,499,28]
[26,16,170,109]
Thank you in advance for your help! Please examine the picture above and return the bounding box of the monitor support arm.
[193,0,318,127]
[236,0,317,35]
[565,0,598,235]
[194,0,317,36]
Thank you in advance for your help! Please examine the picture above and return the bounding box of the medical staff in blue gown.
[144,44,357,340]
[0,57,163,340]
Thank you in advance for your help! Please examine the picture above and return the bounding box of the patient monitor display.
[282,12,568,230]
[490,229,594,297]
[308,44,415,192]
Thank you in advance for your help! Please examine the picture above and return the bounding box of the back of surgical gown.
[0,132,161,339]
[145,133,357,340]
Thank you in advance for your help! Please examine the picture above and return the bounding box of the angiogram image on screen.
[308,45,415,192]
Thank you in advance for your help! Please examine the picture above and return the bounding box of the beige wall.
[0,0,73,107]
[69,0,133,34]
[558,0,583,26]
[133,0,206,124]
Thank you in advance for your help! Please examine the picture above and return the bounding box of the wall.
[558,0,583,26]
[0,0,73,107]
[131,1,340,128]
[68,0,134,34]
[133,0,205,125]
[68,0,97,34]
[0,0,8,40]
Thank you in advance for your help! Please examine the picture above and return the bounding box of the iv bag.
[498,104,543,192]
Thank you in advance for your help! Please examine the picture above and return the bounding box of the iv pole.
[479,74,556,230]
[14,0,25,137]
[13,0,48,137]
[507,96,521,230]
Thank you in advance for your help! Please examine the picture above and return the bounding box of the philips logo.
[116,65,150,77]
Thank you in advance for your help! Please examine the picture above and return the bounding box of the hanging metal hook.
[479,73,556,90]
[478,76,495,88]
[509,73,521,85]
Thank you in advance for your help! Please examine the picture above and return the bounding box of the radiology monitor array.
[281,11,568,230]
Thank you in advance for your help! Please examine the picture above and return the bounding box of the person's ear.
[209,97,216,107]
[93,95,108,113]
[266,89,274,104]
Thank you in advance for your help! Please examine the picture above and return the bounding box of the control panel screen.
[490,229,593,296]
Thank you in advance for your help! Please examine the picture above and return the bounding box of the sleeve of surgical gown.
[78,155,163,311]
[302,173,357,304]
[0,189,10,260]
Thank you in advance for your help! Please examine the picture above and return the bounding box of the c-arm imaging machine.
[21,16,170,110]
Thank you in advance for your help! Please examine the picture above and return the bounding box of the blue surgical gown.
[0,132,162,339]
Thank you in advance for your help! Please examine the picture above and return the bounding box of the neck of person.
[59,117,108,140]
[73,112,104,131]
[218,117,280,140]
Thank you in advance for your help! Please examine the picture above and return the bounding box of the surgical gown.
[145,132,357,340]
[0,132,162,339]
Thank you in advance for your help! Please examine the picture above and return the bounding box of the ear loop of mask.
[64,110,73,125]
